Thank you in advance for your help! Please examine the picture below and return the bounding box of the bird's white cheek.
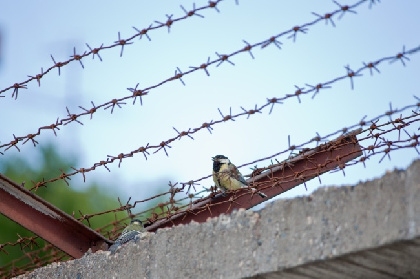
[219,159,230,164]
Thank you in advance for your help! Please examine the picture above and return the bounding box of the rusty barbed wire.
[0,183,204,277]
[0,236,39,256]
[16,45,419,192]
[77,187,209,232]
[1,1,418,277]
[0,196,199,278]
[1,105,418,278]
[0,187,205,262]
[87,102,420,226]
[0,0,377,157]
[236,103,420,171]
[138,140,417,231]
[51,102,420,232]
[103,102,420,215]
[144,109,419,225]
[2,57,418,279]
[0,241,69,279]
[0,0,227,98]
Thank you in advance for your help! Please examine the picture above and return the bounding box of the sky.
[0,0,419,211]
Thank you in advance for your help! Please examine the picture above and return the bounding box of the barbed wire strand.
[0,0,376,156]
[0,0,228,97]
[16,45,419,192]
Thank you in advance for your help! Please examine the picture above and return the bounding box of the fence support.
[0,174,112,258]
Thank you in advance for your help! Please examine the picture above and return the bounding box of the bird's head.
[212,155,230,173]
[212,155,230,164]
[130,219,143,226]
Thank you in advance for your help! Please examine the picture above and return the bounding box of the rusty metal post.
[147,131,362,231]
[0,174,112,258]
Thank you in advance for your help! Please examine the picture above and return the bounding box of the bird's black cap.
[212,155,228,161]
[131,219,143,224]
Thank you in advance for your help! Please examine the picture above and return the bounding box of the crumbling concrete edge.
[16,159,420,279]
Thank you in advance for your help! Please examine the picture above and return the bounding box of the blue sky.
[0,0,419,209]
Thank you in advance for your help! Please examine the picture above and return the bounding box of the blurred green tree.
[0,143,179,278]
[0,144,126,266]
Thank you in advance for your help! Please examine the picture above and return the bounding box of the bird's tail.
[257,191,267,198]
[108,243,121,254]
[251,187,267,198]
[257,191,267,199]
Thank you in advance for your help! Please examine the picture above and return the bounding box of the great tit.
[212,155,267,198]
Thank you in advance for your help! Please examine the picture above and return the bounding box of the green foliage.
[0,144,125,266]
[0,143,180,277]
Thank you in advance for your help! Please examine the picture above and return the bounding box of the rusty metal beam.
[0,174,112,258]
[147,130,362,231]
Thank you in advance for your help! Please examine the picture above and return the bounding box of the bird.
[109,219,145,254]
[212,155,267,198]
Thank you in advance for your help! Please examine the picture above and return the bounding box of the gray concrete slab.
[16,159,420,279]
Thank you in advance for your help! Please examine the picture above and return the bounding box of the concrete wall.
[17,159,420,279]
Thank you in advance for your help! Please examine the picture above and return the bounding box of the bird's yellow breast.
[213,163,243,191]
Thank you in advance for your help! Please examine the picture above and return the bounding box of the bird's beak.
[211,157,215,161]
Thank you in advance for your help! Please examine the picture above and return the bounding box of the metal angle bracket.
[0,174,112,258]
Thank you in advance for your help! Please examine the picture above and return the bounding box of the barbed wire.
[77,188,208,229]
[100,102,419,220]
[0,0,375,156]
[236,101,420,171]
[1,103,418,278]
[87,103,420,223]
[18,45,420,192]
[1,0,419,277]
[27,102,418,239]
[0,0,228,98]
[145,110,419,225]
[0,241,69,279]
[0,236,39,256]
[2,44,418,279]
[136,131,419,231]
[0,186,207,264]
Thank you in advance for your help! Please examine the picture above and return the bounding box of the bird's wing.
[230,163,247,185]
[117,230,140,245]
[213,171,220,187]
